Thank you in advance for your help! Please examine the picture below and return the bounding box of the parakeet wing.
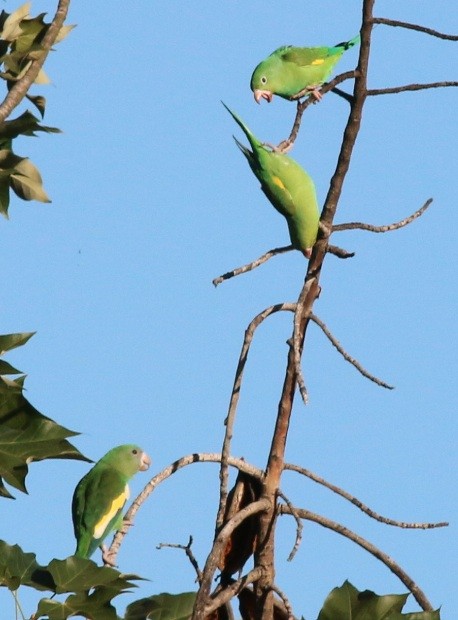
[279,46,338,66]
[72,466,129,558]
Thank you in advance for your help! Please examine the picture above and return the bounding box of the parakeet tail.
[335,33,361,50]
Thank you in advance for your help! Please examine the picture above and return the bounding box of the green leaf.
[0,3,31,41]
[0,110,61,139]
[0,331,35,354]
[0,540,49,591]
[45,557,139,595]
[34,558,142,620]
[10,170,51,202]
[26,93,46,118]
[317,581,440,620]
[0,377,90,498]
[125,592,197,620]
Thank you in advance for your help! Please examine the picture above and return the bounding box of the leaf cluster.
[0,2,73,215]
[0,331,90,499]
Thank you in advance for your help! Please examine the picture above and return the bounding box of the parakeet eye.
[261,76,267,84]
[132,449,138,455]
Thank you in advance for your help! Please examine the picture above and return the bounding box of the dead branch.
[292,286,310,405]
[310,313,394,389]
[277,70,358,152]
[333,198,433,233]
[277,489,303,562]
[278,505,434,612]
[372,17,458,40]
[0,0,71,124]
[196,499,271,618]
[212,245,293,287]
[203,567,264,617]
[157,536,202,583]
[270,583,295,620]
[252,5,375,617]
[284,462,449,529]
[107,453,264,565]
[367,82,458,96]
[217,304,295,532]
[327,244,355,259]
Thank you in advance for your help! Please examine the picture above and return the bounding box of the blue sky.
[1,1,457,618]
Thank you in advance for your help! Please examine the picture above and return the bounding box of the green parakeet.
[251,34,360,103]
[72,444,151,560]
[223,103,319,258]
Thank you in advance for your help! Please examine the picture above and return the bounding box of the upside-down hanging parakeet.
[250,34,360,103]
[223,103,319,258]
[72,444,151,561]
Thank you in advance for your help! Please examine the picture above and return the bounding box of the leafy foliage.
[125,592,197,620]
[0,2,73,215]
[0,331,90,498]
[317,581,441,620]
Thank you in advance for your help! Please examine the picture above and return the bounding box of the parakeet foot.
[101,545,117,567]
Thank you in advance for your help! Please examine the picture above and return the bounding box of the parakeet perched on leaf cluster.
[223,103,319,258]
[250,34,360,103]
[72,444,151,561]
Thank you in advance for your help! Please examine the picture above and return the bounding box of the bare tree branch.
[372,17,458,40]
[108,453,264,565]
[157,536,202,583]
[327,244,355,259]
[284,462,449,529]
[0,0,71,124]
[195,499,271,618]
[277,489,303,561]
[278,505,435,612]
[270,583,295,620]
[217,304,295,532]
[277,70,358,152]
[203,567,264,617]
[213,245,293,287]
[333,198,433,233]
[368,82,458,96]
[310,313,394,389]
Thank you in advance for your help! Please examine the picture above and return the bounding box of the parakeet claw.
[253,89,273,104]
[309,88,323,101]
[101,545,117,567]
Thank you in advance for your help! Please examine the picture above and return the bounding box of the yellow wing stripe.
[272,176,286,190]
[93,484,129,539]
[311,58,325,66]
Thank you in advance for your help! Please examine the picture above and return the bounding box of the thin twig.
[367,82,458,96]
[278,505,434,612]
[270,583,295,620]
[292,287,310,405]
[216,303,295,533]
[277,70,358,151]
[212,245,293,286]
[333,198,433,233]
[0,0,71,124]
[372,17,458,40]
[310,313,394,389]
[203,567,264,617]
[198,499,271,615]
[327,244,355,259]
[284,462,449,529]
[277,490,303,561]
[157,536,202,583]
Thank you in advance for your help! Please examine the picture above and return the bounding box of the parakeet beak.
[253,89,273,104]
[140,452,151,471]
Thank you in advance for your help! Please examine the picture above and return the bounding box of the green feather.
[223,103,319,257]
[251,34,360,101]
[72,444,151,560]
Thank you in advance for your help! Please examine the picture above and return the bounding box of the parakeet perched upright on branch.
[250,34,360,103]
[72,444,151,561]
[223,103,319,258]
